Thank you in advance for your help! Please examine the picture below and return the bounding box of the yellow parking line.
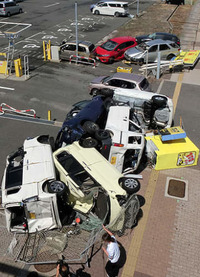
[121,73,184,277]
[172,72,184,114]
[121,169,159,277]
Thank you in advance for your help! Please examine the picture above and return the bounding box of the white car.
[1,136,75,233]
[53,141,140,231]
[105,105,145,173]
[113,88,174,129]
[92,1,129,17]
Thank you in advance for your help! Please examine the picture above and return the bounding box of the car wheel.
[167,54,175,61]
[95,129,110,140]
[91,88,100,96]
[82,121,99,134]
[151,95,167,107]
[114,12,120,17]
[7,12,11,17]
[19,9,23,13]
[109,57,114,64]
[120,177,140,194]
[81,137,98,148]
[104,97,114,111]
[138,58,144,65]
[94,10,100,15]
[99,88,114,97]
[47,180,67,196]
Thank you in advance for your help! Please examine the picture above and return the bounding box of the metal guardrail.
[69,55,96,67]
[0,103,36,118]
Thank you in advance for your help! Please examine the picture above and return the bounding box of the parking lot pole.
[136,0,139,16]
[75,2,78,64]
[156,48,161,80]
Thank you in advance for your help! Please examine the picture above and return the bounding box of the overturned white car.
[1,135,75,233]
[1,136,140,233]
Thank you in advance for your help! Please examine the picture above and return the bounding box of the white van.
[105,105,145,173]
[0,1,22,16]
[113,88,174,129]
[92,1,129,17]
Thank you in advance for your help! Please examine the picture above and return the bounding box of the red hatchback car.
[91,36,137,63]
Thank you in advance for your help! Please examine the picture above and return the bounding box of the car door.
[98,2,109,15]
[159,43,171,60]
[146,45,158,62]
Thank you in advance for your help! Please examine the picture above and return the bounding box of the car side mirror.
[116,49,120,52]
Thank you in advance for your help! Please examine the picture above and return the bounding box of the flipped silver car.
[124,39,180,64]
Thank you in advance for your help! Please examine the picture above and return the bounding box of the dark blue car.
[55,96,110,149]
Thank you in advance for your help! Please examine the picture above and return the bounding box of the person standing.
[102,225,121,277]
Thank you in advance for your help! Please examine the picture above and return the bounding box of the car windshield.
[102,76,111,83]
[139,78,150,90]
[148,33,156,39]
[56,151,95,187]
[136,42,148,51]
[101,40,118,51]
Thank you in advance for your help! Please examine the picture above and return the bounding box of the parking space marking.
[172,72,184,114]
[0,86,14,91]
[44,3,60,8]
[121,170,159,277]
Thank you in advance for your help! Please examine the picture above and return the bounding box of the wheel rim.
[50,181,65,192]
[124,179,138,189]
[83,138,97,147]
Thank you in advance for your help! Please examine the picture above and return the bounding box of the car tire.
[94,10,100,15]
[151,95,167,107]
[109,57,114,64]
[104,97,114,111]
[138,58,144,65]
[114,12,120,17]
[82,121,99,134]
[91,88,100,96]
[99,88,114,97]
[47,180,67,196]
[95,129,110,140]
[166,54,175,61]
[81,137,98,148]
[19,9,23,13]
[120,177,140,194]
[7,12,11,17]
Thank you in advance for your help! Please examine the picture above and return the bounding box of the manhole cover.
[168,179,185,198]
[165,177,188,200]
[34,251,57,273]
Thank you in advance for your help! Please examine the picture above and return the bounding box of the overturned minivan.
[1,135,75,233]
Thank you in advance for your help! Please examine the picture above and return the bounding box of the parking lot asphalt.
[0,1,200,277]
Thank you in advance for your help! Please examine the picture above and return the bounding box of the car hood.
[90,76,107,85]
[125,47,143,57]
[95,46,111,56]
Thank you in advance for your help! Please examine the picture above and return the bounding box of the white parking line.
[0,86,15,91]
[44,3,60,8]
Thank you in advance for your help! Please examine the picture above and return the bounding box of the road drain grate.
[165,177,188,201]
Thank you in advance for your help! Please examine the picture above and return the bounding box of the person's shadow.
[117,242,127,268]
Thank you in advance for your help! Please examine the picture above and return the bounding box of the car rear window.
[0,4,3,8]
[89,44,95,52]
[139,78,150,90]
[170,43,179,48]
[101,40,118,51]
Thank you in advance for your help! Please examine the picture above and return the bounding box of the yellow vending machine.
[145,127,199,170]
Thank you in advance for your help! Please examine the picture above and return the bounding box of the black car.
[55,96,111,150]
[166,0,184,4]
[136,32,180,46]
